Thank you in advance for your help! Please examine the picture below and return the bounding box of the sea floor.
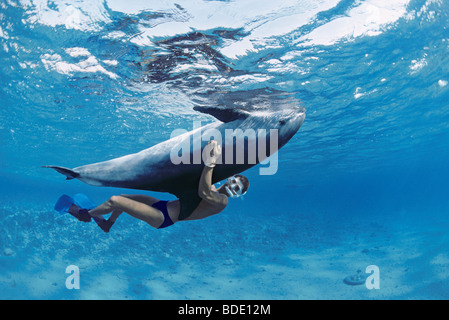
[1,197,449,300]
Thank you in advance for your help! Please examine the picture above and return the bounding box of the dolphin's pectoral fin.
[193,105,250,123]
[172,189,203,221]
[42,165,79,180]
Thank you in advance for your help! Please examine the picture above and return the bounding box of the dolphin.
[45,103,305,220]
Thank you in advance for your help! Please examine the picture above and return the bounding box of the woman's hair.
[235,174,250,194]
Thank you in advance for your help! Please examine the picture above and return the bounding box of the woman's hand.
[203,140,222,168]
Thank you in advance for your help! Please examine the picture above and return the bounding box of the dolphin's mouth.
[296,110,306,123]
[282,108,306,127]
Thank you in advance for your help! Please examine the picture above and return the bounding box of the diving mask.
[224,176,246,198]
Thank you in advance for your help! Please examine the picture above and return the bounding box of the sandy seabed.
[1,198,448,300]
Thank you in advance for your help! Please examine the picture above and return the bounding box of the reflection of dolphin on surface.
[45,95,305,220]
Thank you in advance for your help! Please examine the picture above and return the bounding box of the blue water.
[1,0,449,299]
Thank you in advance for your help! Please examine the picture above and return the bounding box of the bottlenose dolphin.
[45,104,305,220]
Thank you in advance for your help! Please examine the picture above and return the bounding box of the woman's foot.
[97,219,114,233]
[68,204,92,222]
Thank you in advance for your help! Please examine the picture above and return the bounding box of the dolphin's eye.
[279,119,286,125]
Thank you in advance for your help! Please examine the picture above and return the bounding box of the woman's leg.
[88,195,164,229]
[108,209,123,224]
[94,209,122,233]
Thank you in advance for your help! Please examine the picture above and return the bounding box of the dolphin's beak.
[291,110,306,129]
[298,111,306,125]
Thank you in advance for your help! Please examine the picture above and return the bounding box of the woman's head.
[224,175,249,198]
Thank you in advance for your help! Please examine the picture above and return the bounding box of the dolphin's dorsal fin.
[193,105,250,123]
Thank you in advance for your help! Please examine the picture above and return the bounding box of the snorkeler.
[55,140,249,233]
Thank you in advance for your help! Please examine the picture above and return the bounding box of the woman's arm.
[198,165,228,206]
[198,141,228,207]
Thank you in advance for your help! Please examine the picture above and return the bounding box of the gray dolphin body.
[46,106,305,220]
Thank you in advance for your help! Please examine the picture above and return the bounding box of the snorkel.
[224,176,246,198]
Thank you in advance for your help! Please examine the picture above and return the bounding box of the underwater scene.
[1,0,449,300]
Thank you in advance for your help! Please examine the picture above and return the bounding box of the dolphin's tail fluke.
[42,165,79,180]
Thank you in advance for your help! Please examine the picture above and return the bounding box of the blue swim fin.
[55,194,96,212]
[54,194,92,222]
[73,193,106,225]
[54,193,106,225]
[54,194,75,214]
[73,193,97,210]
